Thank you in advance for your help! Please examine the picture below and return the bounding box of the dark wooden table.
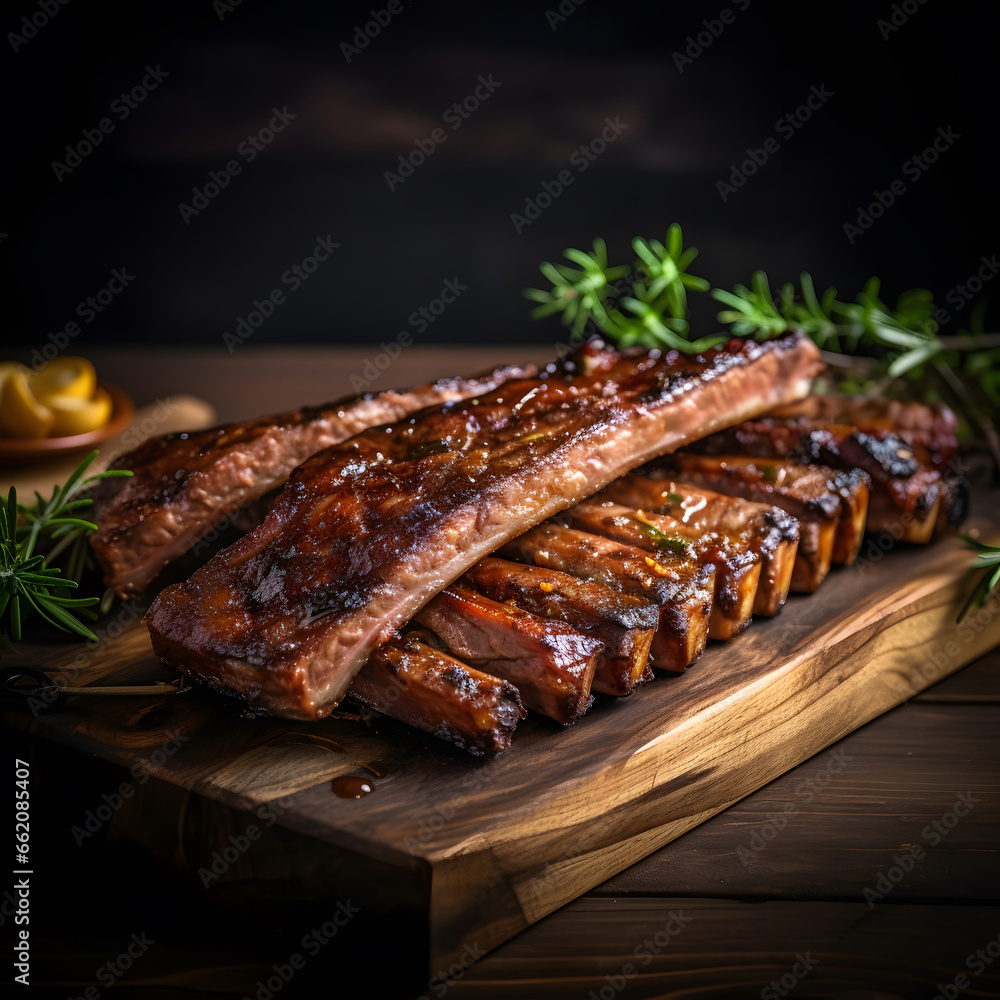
[3,347,998,999]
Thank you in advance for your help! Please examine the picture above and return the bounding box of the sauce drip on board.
[331,775,374,798]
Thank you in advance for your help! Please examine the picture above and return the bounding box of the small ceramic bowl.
[0,383,134,466]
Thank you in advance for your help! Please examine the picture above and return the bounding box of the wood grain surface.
[6,507,999,979]
[12,652,998,999]
[3,348,998,997]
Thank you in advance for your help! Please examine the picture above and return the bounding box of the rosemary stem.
[937,332,1000,350]
[933,359,1000,473]
[43,531,76,564]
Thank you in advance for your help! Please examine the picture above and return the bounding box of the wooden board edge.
[421,564,1000,971]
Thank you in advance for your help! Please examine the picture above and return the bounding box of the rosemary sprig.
[712,272,943,378]
[526,228,997,403]
[524,225,723,352]
[956,534,1000,623]
[715,270,1000,469]
[630,512,689,555]
[527,225,1000,620]
[1,450,132,641]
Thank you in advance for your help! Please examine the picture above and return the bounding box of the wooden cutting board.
[6,506,1000,979]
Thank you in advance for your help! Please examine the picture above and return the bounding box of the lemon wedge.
[0,365,55,438]
[31,356,98,404]
[46,386,113,437]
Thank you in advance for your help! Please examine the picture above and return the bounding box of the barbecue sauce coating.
[145,334,823,720]
[88,366,531,598]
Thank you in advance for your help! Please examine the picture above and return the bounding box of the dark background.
[2,0,996,355]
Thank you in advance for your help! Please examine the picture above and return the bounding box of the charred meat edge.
[498,522,716,674]
[462,556,658,697]
[348,635,525,758]
[691,417,951,542]
[767,394,959,469]
[144,334,823,720]
[414,584,601,725]
[89,365,535,599]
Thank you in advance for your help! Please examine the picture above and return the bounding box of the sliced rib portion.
[145,333,824,720]
[659,453,870,593]
[347,636,525,758]
[558,500,762,641]
[677,453,870,567]
[767,394,959,468]
[89,365,534,599]
[499,523,716,673]
[600,473,799,616]
[462,557,658,697]
[692,416,953,543]
[412,584,600,725]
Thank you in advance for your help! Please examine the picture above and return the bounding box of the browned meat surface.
[499,522,716,673]
[144,334,823,720]
[413,584,600,724]
[559,499,762,641]
[768,394,959,468]
[600,473,800,616]
[672,453,869,567]
[659,453,870,592]
[347,635,525,757]
[691,415,958,543]
[462,556,658,696]
[89,365,533,599]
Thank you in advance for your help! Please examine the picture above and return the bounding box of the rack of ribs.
[143,333,825,721]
